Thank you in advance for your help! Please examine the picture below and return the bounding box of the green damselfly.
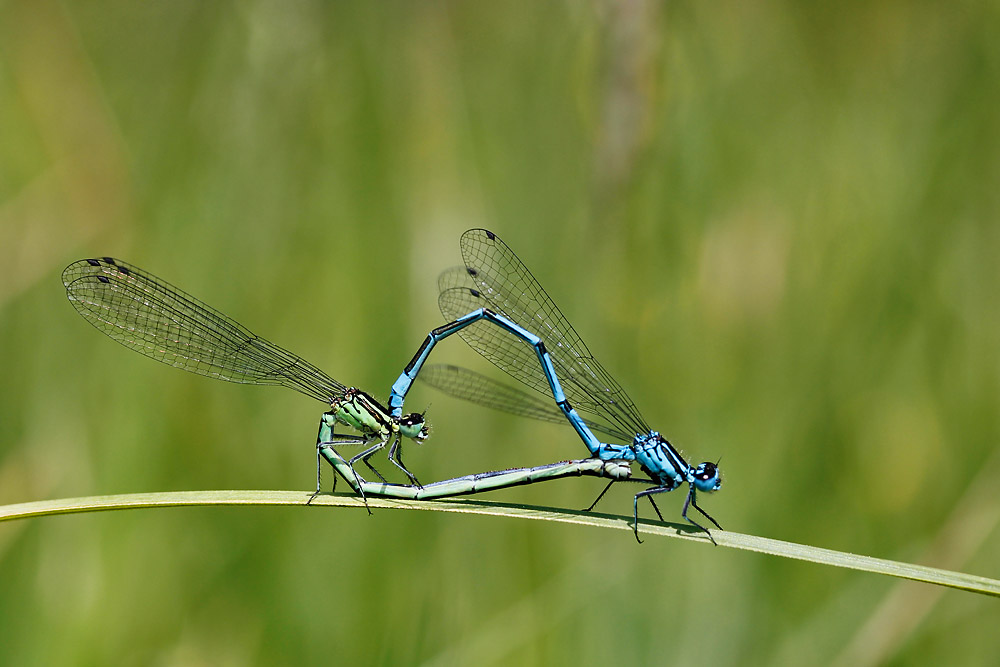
[62,257,429,503]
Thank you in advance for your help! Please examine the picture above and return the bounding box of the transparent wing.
[418,364,634,442]
[437,229,649,440]
[62,257,347,404]
[437,265,477,292]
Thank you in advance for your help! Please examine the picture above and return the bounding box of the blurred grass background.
[1,0,999,664]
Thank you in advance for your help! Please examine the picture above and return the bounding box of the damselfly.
[389,229,723,543]
[62,257,429,503]
[318,446,634,501]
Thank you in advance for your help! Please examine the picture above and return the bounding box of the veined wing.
[418,364,635,442]
[437,229,649,440]
[62,257,346,404]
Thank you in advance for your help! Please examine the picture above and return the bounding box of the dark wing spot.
[97,276,110,284]
[485,230,495,241]
[86,259,101,267]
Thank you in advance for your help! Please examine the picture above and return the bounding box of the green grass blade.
[2,490,997,597]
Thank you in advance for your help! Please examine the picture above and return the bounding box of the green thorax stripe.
[332,388,395,436]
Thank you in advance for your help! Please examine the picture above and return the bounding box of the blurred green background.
[2,1,999,664]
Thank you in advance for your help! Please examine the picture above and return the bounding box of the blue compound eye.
[693,462,722,492]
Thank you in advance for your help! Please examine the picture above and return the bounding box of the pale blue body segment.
[390,308,625,461]
[318,445,636,501]
[389,229,723,543]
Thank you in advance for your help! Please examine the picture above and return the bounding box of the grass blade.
[2,490,997,597]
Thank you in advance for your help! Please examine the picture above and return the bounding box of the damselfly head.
[399,413,430,442]
[692,462,722,492]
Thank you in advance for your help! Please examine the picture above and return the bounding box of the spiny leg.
[347,438,391,514]
[586,474,659,512]
[309,446,328,505]
[310,413,379,505]
[309,434,371,505]
[690,493,723,531]
[681,488,717,546]
[353,440,391,484]
[583,480,615,512]
[647,496,666,522]
[311,413,334,505]
[365,460,389,484]
[387,434,422,487]
[632,486,672,544]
